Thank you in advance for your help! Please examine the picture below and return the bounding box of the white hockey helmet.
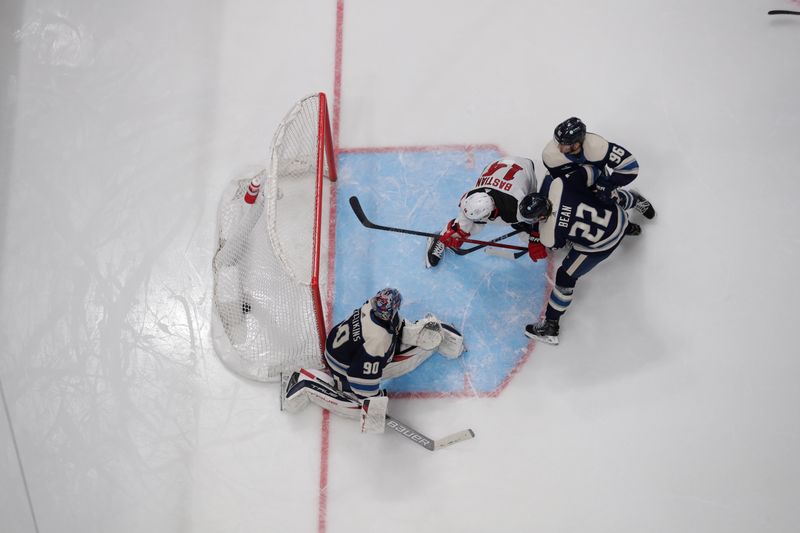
[461,192,495,221]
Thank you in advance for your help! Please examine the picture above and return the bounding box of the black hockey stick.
[768,10,800,15]
[385,415,475,451]
[453,228,523,255]
[348,196,527,252]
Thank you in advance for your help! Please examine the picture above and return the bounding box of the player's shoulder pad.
[503,155,536,172]
[581,133,610,162]
[362,314,395,357]
[538,177,564,248]
[542,140,568,169]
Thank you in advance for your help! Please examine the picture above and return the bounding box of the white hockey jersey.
[455,156,537,235]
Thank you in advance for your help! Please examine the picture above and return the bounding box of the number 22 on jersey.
[568,203,612,243]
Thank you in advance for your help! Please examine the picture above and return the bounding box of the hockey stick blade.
[385,415,474,451]
[768,10,800,15]
[348,196,526,251]
[434,428,476,450]
[484,247,527,260]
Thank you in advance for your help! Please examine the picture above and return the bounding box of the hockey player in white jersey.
[282,288,465,433]
[542,117,656,234]
[426,156,542,268]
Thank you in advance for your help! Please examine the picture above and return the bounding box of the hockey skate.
[630,190,655,219]
[425,236,445,268]
[524,319,560,345]
[624,222,641,236]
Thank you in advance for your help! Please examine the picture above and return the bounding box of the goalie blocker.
[282,312,465,434]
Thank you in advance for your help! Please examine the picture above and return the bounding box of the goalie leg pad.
[284,368,362,419]
[383,345,435,380]
[360,395,388,434]
[300,367,337,387]
[438,323,465,359]
[282,371,309,413]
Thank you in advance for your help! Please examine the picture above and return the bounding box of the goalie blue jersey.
[324,302,400,398]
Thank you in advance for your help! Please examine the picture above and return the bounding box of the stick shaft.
[453,228,523,255]
[385,415,474,451]
[349,196,527,251]
[385,415,436,450]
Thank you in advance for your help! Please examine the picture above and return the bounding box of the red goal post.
[212,93,337,381]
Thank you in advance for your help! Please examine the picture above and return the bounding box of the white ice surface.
[2,1,800,532]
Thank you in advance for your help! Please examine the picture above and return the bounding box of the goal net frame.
[211,92,337,381]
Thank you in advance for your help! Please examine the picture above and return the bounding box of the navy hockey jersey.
[324,302,401,398]
[541,133,639,190]
[538,175,630,254]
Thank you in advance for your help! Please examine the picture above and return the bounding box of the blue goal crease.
[333,148,547,395]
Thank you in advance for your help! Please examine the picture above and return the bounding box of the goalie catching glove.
[401,314,465,359]
[439,219,470,249]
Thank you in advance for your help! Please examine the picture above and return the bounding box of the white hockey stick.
[484,247,527,260]
[282,372,475,450]
[385,415,475,451]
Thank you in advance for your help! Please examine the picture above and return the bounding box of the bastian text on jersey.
[474,175,514,191]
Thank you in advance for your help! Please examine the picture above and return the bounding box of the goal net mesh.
[211,93,334,381]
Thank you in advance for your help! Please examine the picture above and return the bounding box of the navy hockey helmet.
[370,288,402,321]
[554,117,586,145]
[519,193,552,221]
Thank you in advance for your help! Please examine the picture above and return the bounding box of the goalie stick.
[348,196,527,252]
[281,373,474,451]
[768,10,800,15]
[385,415,475,451]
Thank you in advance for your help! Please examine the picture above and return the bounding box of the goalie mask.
[461,192,495,222]
[370,288,402,321]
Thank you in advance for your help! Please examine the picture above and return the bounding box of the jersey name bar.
[475,175,513,191]
[558,204,573,227]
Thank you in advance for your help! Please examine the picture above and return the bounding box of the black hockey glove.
[592,176,618,206]
[511,221,534,233]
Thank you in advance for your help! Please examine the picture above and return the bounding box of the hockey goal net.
[212,92,337,381]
